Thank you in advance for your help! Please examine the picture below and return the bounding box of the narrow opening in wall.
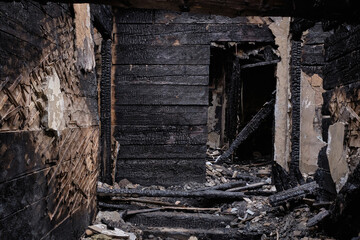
[207,42,278,163]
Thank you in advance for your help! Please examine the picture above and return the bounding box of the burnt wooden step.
[142,227,262,240]
[126,211,235,229]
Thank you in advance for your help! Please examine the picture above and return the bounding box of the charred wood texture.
[289,39,304,186]
[0,2,99,239]
[269,181,319,206]
[100,39,112,184]
[97,187,245,199]
[272,162,296,192]
[113,9,275,185]
[216,97,275,164]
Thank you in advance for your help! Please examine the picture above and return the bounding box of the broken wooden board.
[88,224,130,239]
[269,181,319,206]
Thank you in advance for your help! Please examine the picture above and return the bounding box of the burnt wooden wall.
[112,9,275,186]
[0,2,109,239]
[321,23,360,238]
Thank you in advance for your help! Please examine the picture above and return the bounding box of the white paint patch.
[43,66,65,133]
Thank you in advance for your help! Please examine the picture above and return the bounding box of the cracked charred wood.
[194,180,246,192]
[269,181,319,206]
[307,209,330,228]
[240,59,280,69]
[97,187,245,199]
[272,162,297,191]
[226,182,269,192]
[215,97,275,164]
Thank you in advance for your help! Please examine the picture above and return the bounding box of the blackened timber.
[115,159,205,186]
[306,209,330,227]
[226,182,268,192]
[226,57,241,143]
[113,24,274,45]
[114,65,209,77]
[289,39,303,185]
[301,45,325,66]
[323,48,360,89]
[114,75,208,85]
[325,25,360,62]
[113,125,207,145]
[113,45,210,65]
[97,187,245,199]
[216,97,275,164]
[119,145,206,159]
[195,180,246,192]
[113,85,208,106]
[241,59,280,69]
[269,181,318,206]
[153,10,248,24]
[100,39,112,184]
[113,105,208,126]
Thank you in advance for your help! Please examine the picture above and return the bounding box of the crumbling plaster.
[269,17,292,171]
[74,3,96,72]
[300,72,326,174]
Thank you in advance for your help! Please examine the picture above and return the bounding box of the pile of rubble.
[82,151,337,240]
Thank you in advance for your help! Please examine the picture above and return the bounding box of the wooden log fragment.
[97,187,245,199]
[226,182,268,192]
[269,181,319,206]
[215,97,275,164]
[241,59,280,69]
[194,180,246,192]
[306,209,330,227]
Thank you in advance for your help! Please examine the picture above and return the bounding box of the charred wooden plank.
[113,84,208,106]
[114,75,208,85]
[301,44,325,66]
[306,209,330,227]
[113,8,153,24]
[153,10,248,24]
[113,45,210,65]
[126,211,233,229]
[325,26,360,62]
[226,181,268,192]
[303,23,332,45]
[97,187,245,199]
[113,125,207,145]
[323,48,360,89]
[289,39,304,185]
[113,105,208,126]
[113,24,274,45]
[195,180,246,192]
[119,144,206,159]
[115,159,205,186]
[113,64,209,77]
[241,59,280,69]
[215,97,275,164]
[269,181,319,206]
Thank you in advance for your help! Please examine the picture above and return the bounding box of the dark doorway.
[207,42,277,163]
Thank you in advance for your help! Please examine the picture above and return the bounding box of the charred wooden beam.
[100,39,113,185]
[241,59,280,69]
[226,181,269,192]
[307,209,330,227]
[194,180,246,192]
[269,181,318,206]
[97,187,245,199]
[215,97,275,164]
[289,38,304,186]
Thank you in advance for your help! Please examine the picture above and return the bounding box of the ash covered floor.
[82,149,336,240]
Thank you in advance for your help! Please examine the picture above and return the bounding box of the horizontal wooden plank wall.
[112,8,275,185]
[0,2,106,239]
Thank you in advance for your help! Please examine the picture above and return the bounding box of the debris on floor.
[82,155,337,240]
